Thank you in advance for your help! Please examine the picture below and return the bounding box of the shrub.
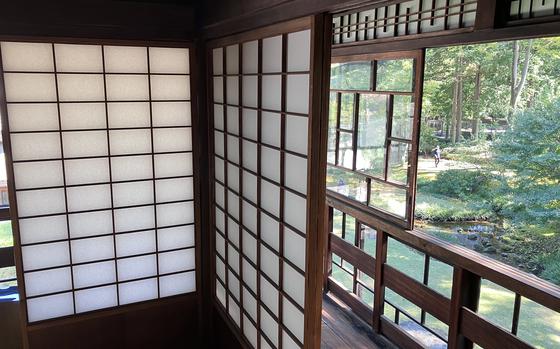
[426,169,497,200]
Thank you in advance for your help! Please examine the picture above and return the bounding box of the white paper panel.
[260,276,279,314]
[213,48,223,75]
[227,106,239,135]
[27,292,74,323]
[71,235,115,263]
[58,74,104,102]
[229,295,241,327]
[67,184,111,212]
[104,46,148,73]
[242,171,257,203]
[159,248,195,274]
[242,76,258,108]
[160,271,196,297]
[151,75,190,100]
[116,230,156,257]
[216,255,226,281]
[262,36,282,73]
[153,127,192,152]
[73,260,116,288]
[60,103,107,130]
[260,307,279,347]
[1,42,53,72]
[114,205,155,232]
[226,45,239,74]
[283,263,305,307]
[157,201,194,227]
[243,287,257,320]
[260,245,279,284]
[107,102,151,128]
[284,191,307,233]
[242,141,257,174]
[213,77,224,103]
[283,298,304,343]
[242,229,257,263]
[228,218,240,247]
[286,115,308,155]
[17,188,66,217]
[228,244,240,273]
[286,74,310,114]
[19,215,68,245]
[11,132,60,161]
[262,75,282,111]
[227,163,240,192]
[65,158,110,185]
[261,338,274,349]
[229,271,240,301]
[62,131,108,157]
[283,330,302,349]
[22,241,70,271]
[227,190,240,219]
[25,267,72,297]
[260,211,279,252]
[285,154,307,194]
[242,201,257,234]
[215,207,226,233]
[54,44,102,72]
[3,73,56,102]
[214,104,224,130]
[216,230,226,257]
[117,254,157,281]
[156,177,193,203]
[284,227,306,272]
[261,112,281,147]
[110,129,152,155]
[13,161,63,189]
[149,47,189,74]
[261,180,280,217]
[158,225,195,251]
[118,278,158,305]
[68,210,113,238]
[242,259,257,293]
[214,131,224,157]
[226,76,239,105]
[242,109,258,140]
[152,102,191,126]
[215,156,225,182]
[111,155,153,181]
[216,282,226,307]
[7,103,59,132]
[106,74,149,101]
[244,316,258,349]
[287,30,311,72]
[75,285,118,313]
[227,135,240,164]
[242,41,258,74]
[215,182,225,208]
[154,152,193,178]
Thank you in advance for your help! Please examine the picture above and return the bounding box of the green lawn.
[0,221,13,248]
[330,216,560,349]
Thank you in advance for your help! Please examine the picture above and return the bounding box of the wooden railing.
[324,191,560,349]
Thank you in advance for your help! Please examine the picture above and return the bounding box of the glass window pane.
[339,93,354,130]
[337,132,353,169]
[0,266,17,289]
[343,214,356,245]
[360,225,377,257]
[517,297,560,349]
[387,141,411,185]
[392,95,414,139]
[387,238,425,283]
[427,258,453,298]
[331,263,353,291]
[357,94,387,178]
[330,61,371,91]
[369,181,407,218]
[376,59,414,92]
[326,166,368,204]
[357,283,374,308]
[0,221,13,248]
[478,279,515,331]
[357,270,374,289]
[332,209,343,238]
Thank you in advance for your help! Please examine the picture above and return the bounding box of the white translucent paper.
[262,36,282,73]
[154,153,193,178]
[260,245,279,284]
[113,180,154,207]
[227,135,240,164]
[260,307,279,346]
[62,131,108,158]
[155,177,193,203]
[261,112,281,147]
[212,48,223,75]
[242,140,257,173]
[66,184,111,212]
[242,201,257,234]
[242,76,258,107]
[65,158,110,185]
[109,129,152,155]
[153,128,192,152]
[17,188,66,217]
[285,115,308,155]
[262,75,282,111]
[283,263,305,307]
[57,74,104,102]
[260,212,280,251]
[226,76,239,105]
[158,248,195,274]
[116,230,156,257]
[151,75,190,101]
[158,225,195,251]
[73,260,116,288]
[75,285,118,313]
[284,154,307,194]
[242,229,257,263]
[104,46,148,73]
[71,235,115,263]
[157,201,194,227]
[27,292,74,323]
[286,74,310,114]
[242,41,258,74]
[260,180,280,217]
[117,254,157,281]
[22,241,70,271]
[114,205,155,232]
[244,316,258,349]
[13,161,63,189]
[260,275,279,314]
[1,42,53,72]
[111,155,153,181]
[24,267,72,297]
[226,45,239,74]
[242,171,257,203]
[287,30,311,72]
[283,298,304,342]
[118,278,158,304]
[8,103,58,132]
[242,259,257,293]
[4,73,56,102]
[19,215,68,245]
[54,44,103,72]
[60,103,107,130]
[11,132,61,161]
[149,47,189,74]
[227,106,239,135]
[160,271,196,297]
[107,102,151,128]
[106,74,149,101]
[284,227,306,272]
[227,163,240,192]
[261,147,280,183]
[152,102,191,127]
[242,109,258,140]
[68,210,113,238]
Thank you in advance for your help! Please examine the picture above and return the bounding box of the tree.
[509,40,534,120]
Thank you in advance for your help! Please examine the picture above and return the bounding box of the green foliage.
[540,251,560,285]
[419,121,438,155]
[423,169,497,200]
[415,192,494,222]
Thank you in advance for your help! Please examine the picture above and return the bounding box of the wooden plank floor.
[321,293,398,349]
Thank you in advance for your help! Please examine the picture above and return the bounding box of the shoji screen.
[210,17,327,349]
[0,41,197,323]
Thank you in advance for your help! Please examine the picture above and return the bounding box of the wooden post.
[372,229,388,332]
[448,267,481,349]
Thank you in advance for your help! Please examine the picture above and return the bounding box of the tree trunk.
[472,64,482,140]
[450,55,461,144]
[454,55,464,143]
[509,40,533,120]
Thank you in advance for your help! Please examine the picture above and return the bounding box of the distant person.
[433,145,441,167]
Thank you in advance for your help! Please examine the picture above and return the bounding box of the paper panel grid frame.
[210,16,326,349]
[0,42,198,323]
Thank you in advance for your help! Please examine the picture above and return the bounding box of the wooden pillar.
[372,230,388,332]
[448,267,481,349]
